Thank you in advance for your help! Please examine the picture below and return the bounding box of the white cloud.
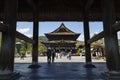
[77,34,84,41]
[17,28,30,34]
[25,34,32,37]
[77,32,99,41]
[17,28,32,37]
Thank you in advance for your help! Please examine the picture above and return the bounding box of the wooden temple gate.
[0,0,120,79]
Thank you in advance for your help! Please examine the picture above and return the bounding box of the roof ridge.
[50,23,75,33]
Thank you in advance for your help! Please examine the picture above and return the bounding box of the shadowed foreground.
[15,62,107,80]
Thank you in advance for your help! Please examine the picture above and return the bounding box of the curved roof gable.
[44,23,80,40]
[51,23,74,33]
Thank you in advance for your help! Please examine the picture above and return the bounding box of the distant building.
[42,23,80,53]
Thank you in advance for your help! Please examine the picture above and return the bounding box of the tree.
[91,33,104,46]
[16,36,48,56]
[38,36,47,56]
[38,43,47,55]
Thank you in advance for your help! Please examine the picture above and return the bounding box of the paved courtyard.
[15,56,106,63]
[14,56,107,80]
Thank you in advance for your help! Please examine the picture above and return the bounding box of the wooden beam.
[88,22,120,44]
[0,23,34,43]
[16,31,34,43]
[88,31,104,44]
[27,0,36,9]
[0,22,34,44]
[0,23,8,32]
[85,0,94,11]
[112,22,120,32]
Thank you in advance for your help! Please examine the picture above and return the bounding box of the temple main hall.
[42,23,80,53]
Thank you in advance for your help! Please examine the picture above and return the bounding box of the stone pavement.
[14,56,107,80]
[15,56,106,63]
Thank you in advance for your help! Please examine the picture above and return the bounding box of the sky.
[17,21,120,41]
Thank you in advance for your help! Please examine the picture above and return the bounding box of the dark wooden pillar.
[101,0,120,79]
[29,8,40,68]
[0,0,17,73]
[83,15,91,63]
[83,11,95,68]
[102,0,120,71]
[0,0,20,79]
[32,18,39,64]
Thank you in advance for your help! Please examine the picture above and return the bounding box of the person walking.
[47,48,51,64]
[51,49,55,62]
[55,52,58,59]
[68,50,72,60]
[80,52,82,61]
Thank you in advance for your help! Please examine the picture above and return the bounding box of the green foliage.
[39,36,48,41]
[91,33,104,47]
[20,44,26,55]
[77,48,80,54]
[15,40,26,56]
[14,36,47,56]
[118,39,120,46]
[75,41,84,55]
[38,43,47,55]
[76,41,84,48]
[38,36,47,55]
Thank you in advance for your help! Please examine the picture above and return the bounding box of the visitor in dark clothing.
[47,49,51,64]
[51,49,55,62]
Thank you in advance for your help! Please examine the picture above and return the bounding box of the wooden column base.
[28,63,41,68]
[102,71,120,80]
[84,62,96,68]
[0,72,21,80]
